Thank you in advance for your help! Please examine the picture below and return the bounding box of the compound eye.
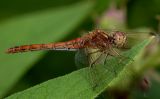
[113,31,126,48]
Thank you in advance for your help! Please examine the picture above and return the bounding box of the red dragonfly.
[7,29,126,54]
[7,29,156,88]
[6,29,126,66]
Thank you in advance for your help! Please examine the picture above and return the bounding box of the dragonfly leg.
[88,51,107,89]
[87,50,101,57]
[84,49,103,88]
[110,47,134,63]
[103,52,109,65]
[90,52,104,67]
[84,48,102,67]
[83,49,101,66]
[103,52,118,76]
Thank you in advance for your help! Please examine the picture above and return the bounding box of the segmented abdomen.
[7,38,83,54]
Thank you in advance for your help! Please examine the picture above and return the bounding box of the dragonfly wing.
[75,48,110,88]
[75,49,90,69]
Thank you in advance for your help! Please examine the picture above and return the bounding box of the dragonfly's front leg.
[109,46,134,63]
[84,48,102,67]
[100,51,118,76]
[103,52,109,65]
[87,49,101,56]
[90,52,104,67]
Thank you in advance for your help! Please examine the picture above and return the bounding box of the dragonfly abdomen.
[6,38,83,53]
[7,44,49,53]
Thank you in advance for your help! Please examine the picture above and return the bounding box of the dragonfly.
[7,29,155,69]
[7,29,126,64]
[7,29,155,88]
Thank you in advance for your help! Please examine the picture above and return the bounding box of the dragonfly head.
[113,31,126,48]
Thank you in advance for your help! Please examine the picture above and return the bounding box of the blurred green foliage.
[0,0,160,99]
[127,0,160,29]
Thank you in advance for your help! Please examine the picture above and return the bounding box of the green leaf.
[6,36,153,99]
[0,1,94,97]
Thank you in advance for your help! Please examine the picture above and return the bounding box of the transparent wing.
[75,48,126,89]
[75,49,89,69]
[125,31,154,49]
[75,48,107,88]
